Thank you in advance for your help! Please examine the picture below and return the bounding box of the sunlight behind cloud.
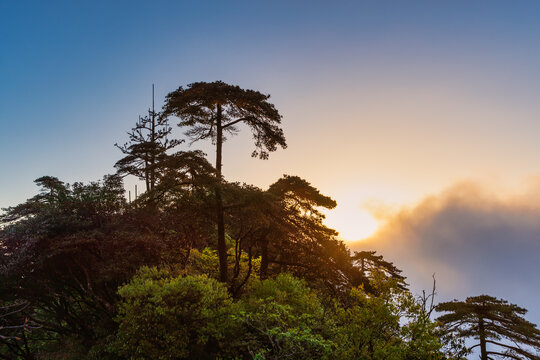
[323,202,379,242]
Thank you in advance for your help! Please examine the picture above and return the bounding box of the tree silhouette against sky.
[162,81,287,282]
[115,86,183,197]
[436,295,540,360]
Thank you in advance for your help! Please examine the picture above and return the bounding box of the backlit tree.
[436,295,540,360]
[162,81,287,282]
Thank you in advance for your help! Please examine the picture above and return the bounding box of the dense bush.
[112,268,237,359]
[331,276,446,360]
[236,274,333,360]
[109,268,449,360]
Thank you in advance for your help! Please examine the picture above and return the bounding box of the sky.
[1,0,540,326]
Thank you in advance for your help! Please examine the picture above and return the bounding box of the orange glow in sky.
[323,201,379,241]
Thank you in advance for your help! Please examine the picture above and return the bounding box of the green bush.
[236,274,334,360]
[111,267,238,359]
[109,269,448,360]
[330,275,446,360]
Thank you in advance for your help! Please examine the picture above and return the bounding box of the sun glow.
[323,202,379,242]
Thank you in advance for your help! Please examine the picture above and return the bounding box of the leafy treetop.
[162,80,287,160]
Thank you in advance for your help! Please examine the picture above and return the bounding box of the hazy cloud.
[352,180,540,324]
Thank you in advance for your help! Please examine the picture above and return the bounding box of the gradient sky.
[2,0,540,326]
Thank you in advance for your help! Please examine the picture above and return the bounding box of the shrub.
[111,267,237,359]
[236,274,334,359]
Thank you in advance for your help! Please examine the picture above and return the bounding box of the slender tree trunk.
[149,119,155,192]
[479,318,487,360]
[150,84,156,191]
[147,107,156,207]
[144,159,150,192]
[216,104,228,282]
[260,237,269,279]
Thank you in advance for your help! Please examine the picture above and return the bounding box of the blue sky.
[2,0,540,330]
[4,0,540,227]
[4,1,540,205]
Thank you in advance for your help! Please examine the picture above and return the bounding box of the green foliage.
[185,247,261,290]
[109,270,450,360]
[112,268,237,359]
[236,274,333,360]
[111,272,334,360]
[330,276,447,360]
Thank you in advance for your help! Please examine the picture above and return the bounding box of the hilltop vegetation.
[1,82,538,359]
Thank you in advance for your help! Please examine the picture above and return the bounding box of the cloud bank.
[351,180,540,324]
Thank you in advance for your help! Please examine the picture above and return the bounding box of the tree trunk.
[215,104,228,282]
[479,318,488,360]
[260,237,269,279]
[150,84,156,192]
[144,158,150,192]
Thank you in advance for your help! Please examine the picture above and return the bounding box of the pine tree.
[436,295,540,360]
[351,251,407,291]
[115,85,182,193]
[162,81,287,282]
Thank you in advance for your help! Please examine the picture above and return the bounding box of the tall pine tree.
[162,81,287,282]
